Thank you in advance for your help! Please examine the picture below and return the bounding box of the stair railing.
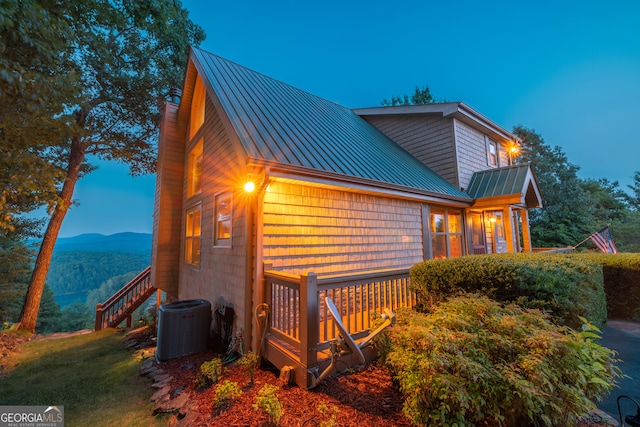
[94,266,156,331]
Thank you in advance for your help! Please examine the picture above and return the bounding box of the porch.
[260,263,416,389]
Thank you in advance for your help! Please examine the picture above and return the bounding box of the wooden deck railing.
[94,266,156,331]
[263,263,416,387]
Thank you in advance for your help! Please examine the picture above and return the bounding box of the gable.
[188,47,470,203]
[466,164,542,209]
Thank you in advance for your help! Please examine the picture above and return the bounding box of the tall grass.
[0,329,166,426]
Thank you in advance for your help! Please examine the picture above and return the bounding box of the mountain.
[53,232,152,254]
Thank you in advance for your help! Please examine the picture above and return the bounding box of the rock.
[152,373,173,383]
[149,385,171,403]
[153,391,189,415]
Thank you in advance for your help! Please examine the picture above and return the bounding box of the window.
[487,138,498,167]
[190,75,205,139]
[430,207,463,259]
[214,193,232,246]
[187,138,203,197]
[185,206,201,265]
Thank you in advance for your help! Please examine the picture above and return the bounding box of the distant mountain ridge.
[53,232,152,254]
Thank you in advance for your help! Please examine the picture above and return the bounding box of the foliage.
[7,0,204,333]
[212,380,242,409]
[48,252,149,295]
[380,297,622,427]
[253,383,283,425]
[0,237,33,323]
[317,402,340,427]
[625,171,640,211]
[196,358,223,389]
[381,85,439,106]
[574,253,640,319]
[0,329,166,426]
[237,351,259,385]
[409,253,607,329]
[35,284,62,334]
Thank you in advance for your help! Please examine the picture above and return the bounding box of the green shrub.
[380,296,621,427]
[410,253,606,328]
[317,402,339,427]
[212,380,242,409]
[237,351,259,384]
[195,358,223,389]
[253,384,282,425]
[573,253,640,319]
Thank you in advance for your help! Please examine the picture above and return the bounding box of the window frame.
[189,75,206,140]
[429,206,464,259]
[486,137,499,167]
[186,138,203,198]
[214,192,232,247]
[185,204,202,266]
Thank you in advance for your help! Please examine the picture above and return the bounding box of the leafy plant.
[317,402,340,427]
[253,383,282,425]
[237,351,259,384]
[409,253,607,328]
[195,358,223,389]
[380,296,622,427]
[212,380,242,410]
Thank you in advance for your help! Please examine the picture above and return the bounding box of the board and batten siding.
[262,181,424,275]
[361,115,459,188]
[151,101,184,297]
[178,95,249,321]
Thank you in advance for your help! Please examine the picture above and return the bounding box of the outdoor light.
[490,217,497,223]
[244,181,256,193]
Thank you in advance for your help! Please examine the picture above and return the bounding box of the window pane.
[432,235,447,259]
[217,196,231,220]
[449,235,463,257]
[431,211,445,233]
[448,211,462,233]
[193,209,201,236]
[193,237,201,264]
[218,220,231,240]
[187,139,203,197]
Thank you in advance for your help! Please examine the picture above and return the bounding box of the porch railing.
[263,263,416,387]
[94,266,156,331]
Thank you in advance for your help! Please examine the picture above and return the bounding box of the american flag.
[589,226,618,254]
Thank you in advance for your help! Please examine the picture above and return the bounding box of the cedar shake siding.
[360,115,459,188]
[178,96,249,321]
[262,181,424,275]
[151,101,184,297]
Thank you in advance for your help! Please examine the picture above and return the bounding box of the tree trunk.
[17,137,85,333]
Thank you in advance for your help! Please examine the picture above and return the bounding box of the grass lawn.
[0,329,166,427]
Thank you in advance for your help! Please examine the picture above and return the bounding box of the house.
[150,47,542,388]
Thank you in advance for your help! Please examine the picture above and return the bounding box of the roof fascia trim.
[249,158,473,207]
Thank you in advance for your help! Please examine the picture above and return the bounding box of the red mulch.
[156,347,412,426]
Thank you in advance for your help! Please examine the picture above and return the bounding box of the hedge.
[379,296,621,427]
[409,253,606,329]
[571,253,640,319]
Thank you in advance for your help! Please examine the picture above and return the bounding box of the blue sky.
[55,0,640,237]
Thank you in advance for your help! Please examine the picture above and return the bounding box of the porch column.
[300,272,319,370]
[503,206,514,253]
[520,210,532,252]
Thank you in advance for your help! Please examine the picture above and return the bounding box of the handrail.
[94,265,156,331]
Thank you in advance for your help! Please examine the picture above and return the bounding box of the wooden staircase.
[94,266,157,331]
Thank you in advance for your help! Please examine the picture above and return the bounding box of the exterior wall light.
[244,181,256,193]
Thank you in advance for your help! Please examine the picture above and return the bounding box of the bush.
[409,253,606,328]
[573,253,640,319]
[212,380,242,410]
[195,358,223,389]
[379,296,621,427]
[237,351,259,384]
[253,384,282,425]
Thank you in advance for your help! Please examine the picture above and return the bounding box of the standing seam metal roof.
[466,164,532,199]
[192,48,470,199]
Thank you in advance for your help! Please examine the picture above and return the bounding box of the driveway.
[598,319,640,424]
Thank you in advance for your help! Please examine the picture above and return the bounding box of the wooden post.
[299,272,318,371]
[520,210,532,252]
[503,207,514,253]
[94,303,103,331]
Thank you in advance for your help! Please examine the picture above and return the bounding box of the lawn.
[0,329,168,427]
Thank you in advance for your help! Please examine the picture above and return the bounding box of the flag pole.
[573,224,611,250]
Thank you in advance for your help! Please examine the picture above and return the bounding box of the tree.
[513,126,594,247]
[0,237,33,325]
[6,0,205,333]
[626,171,640,211]
[381,85,437,106]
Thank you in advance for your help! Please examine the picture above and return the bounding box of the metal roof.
[466,164,542,208]
[191,48,470,200]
